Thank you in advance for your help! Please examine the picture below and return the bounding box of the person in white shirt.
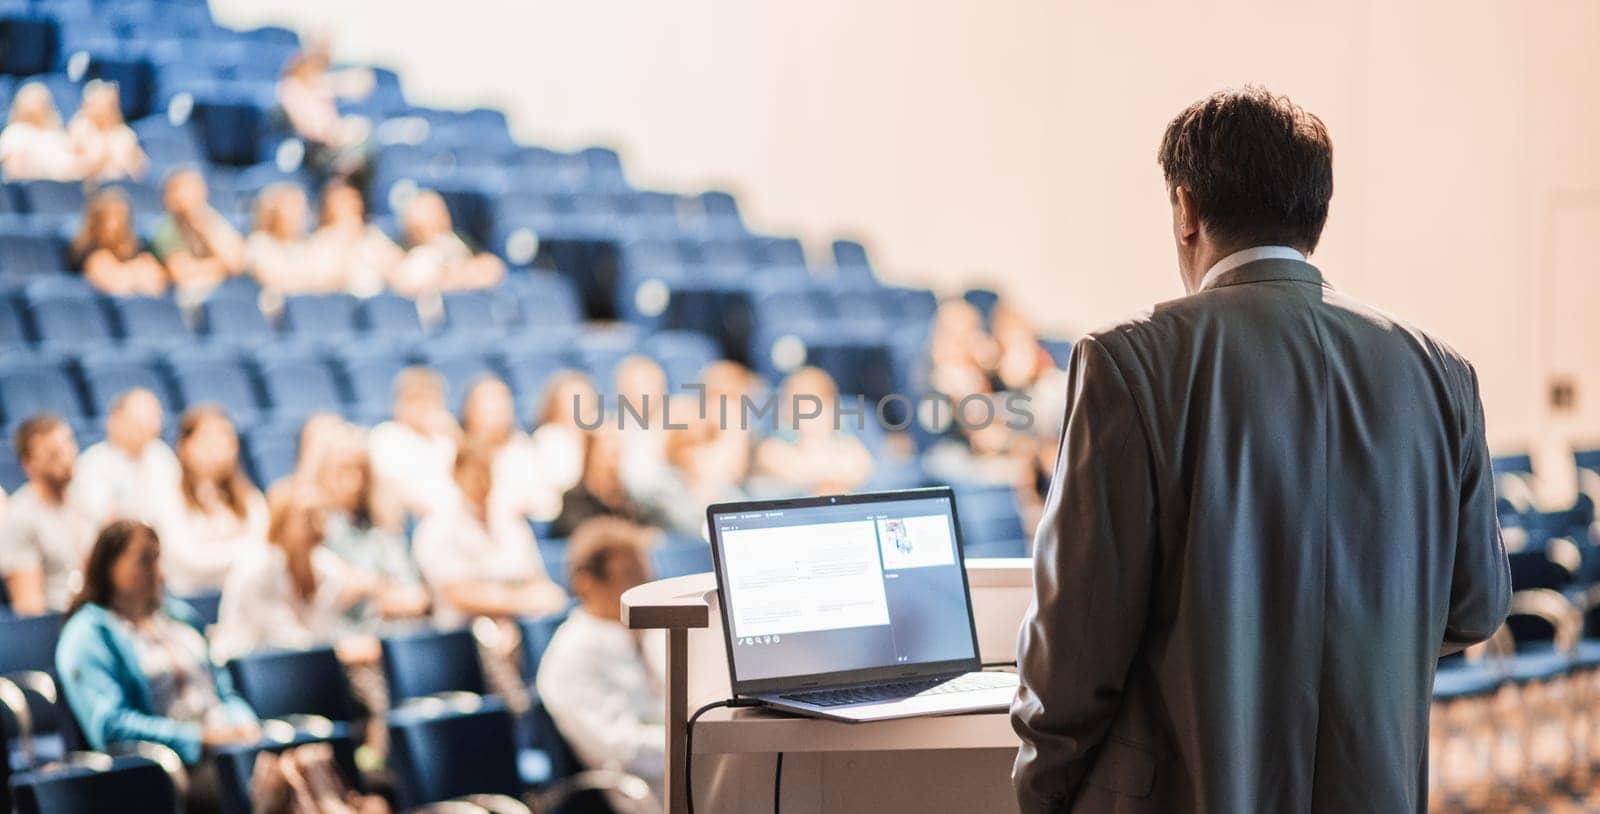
[536,517,665,810]
[460,375,545,522]
[158,406,268,596]
[314,426,430,625]
[212,485,381,664]
[523,371,598,521]
[412,440,566,629]
[247,183,345,301]
[308,181,402,298]
[70,389,181,527]
[389,190,504,298]
[66,80,146,181]
[0,415,95,615]
[0,82,83,180]
[369,367,460,520]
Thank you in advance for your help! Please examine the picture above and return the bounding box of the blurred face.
[273,190,309,240]
[405,194,451,242]
[164,171,207,216]
[317,443,368,512]
[584,429,623,485]
[464,380,514,443]
[276,500,327,558]
[615,357,667,410]
[12,85,55,128]
[84,86,120,127]
[544,375,598,427]
[94,198,131,243]
[322,185,365,226]
[180,415,239,481]
[23,424,77,493]
[454,456,493,508]
[110,529,163,614]
[581,548,652,618]
[108,391,163,455]
[395,383,446,432]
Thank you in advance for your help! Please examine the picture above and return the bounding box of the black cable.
[685,698,765,814]
[774,751,784,813]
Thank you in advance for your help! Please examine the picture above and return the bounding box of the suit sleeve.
[1012,336,1157,813]
[1440,365,1511,656]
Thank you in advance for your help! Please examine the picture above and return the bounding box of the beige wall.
[211,0,1600,451]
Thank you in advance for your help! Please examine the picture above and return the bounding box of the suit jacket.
[1011,258,1510,813]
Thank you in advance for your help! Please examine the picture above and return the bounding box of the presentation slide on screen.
[876,514,957,570]
[722,519,891,638]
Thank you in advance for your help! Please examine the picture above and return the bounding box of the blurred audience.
[213,486,381,665]
[0,81,81,180]
[391,190,504,297]
[309,180,402,297]
[57,521,260,813]
[552,426,659,538]
[247,182,341,296]
[413,440,566,627]
[752,366,873,495]
[150,167,246,305]
[0,415,94,615]
[159,407,268,596]
[70,188,169,295]
[524,371,598,520]
[537,518,665,810]
[313,427,429,623]
[265,412,348,503]
[989,302,1053,393]
[460,375,541,520]
[927,299,999,399]
[70,388,181,527]
[369,367,459,519]
[66,80,146,181]
[277,39,373,184]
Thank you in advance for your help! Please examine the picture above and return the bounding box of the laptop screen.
[708,489,981,692]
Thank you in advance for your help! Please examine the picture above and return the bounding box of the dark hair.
[13,412,67,461]
[1157,86,1333,252]
[66,520,157,619]
[567,516,650,587]
[70,187,140,263]
[177,405,256,518]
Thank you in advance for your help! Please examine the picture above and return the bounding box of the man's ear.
[1174,186,1201,245]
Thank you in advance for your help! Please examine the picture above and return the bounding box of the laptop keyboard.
[780,672,1015,707]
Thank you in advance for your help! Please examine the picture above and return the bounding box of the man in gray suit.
[1011,87,1511,813]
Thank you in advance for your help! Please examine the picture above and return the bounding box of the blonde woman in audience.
[413,440,566,628]
[309,181,401,297]
[150,168,246,305]
[524,370,599,520]
[264,412,348,504]
[0,415,95,616]
[752,366,873,496]
[70,389,181,527]
[247,183,341,296]
[277,43,372,180]
[314,427,429,623]
[70,188,169,295]
[67,80,146,181]
[460,376,540,519]
[390,190,504,297]
[368,367,460,519]
[158,406,268,596]
[0,82,81,180]
[213,486,381,664]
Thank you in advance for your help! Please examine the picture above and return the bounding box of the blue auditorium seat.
[642,329,720,390]
[0,358,85,422]
[107,295,189,347]
[212,733,362,814]
[327,344,410,417]
[190,92,277,166]
[11,756,178,814]
[354,292,425,338]
[26,296,112,351]
[77,349,176,416]
[0,18,59,78]
[175,591,222,628]
[1039,338,1074,369]
[652,538,715,579]
[240,423,296,488]
[12,180,85,216]
[381,628,488,704]
[414,345,502,411]
[252,354,345,418]
[165,355,261,422]
[387,698,523,810]
[0,233,67,277]
[0,445,23,492]
[0,294,26,344]
[831,238,874,282]
[225,647,359,722]
[505,272,583,329]
[516,610,571,681]
[19,275,97,303]
[697,190,744,236]
[441,288,516,336]
[962,288,1001,325]
[571,325,642,388]
[952,483,1029,558]
[499,347,568,405]
[280,293,359,341]
[198,296,274,346]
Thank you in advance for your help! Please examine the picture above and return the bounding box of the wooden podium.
[620,559,1033,813]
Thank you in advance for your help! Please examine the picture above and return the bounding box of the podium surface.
[621,559,1032,813]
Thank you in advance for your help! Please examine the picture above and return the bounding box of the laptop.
[705,487,1019,723]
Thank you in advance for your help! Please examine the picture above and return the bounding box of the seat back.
[225,647,358,722]
[11,755,178,814]
[211,732,362,814]
[387,700,522,809]
[380,628,488,703]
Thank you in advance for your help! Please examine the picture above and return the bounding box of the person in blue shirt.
[56,519,260,813]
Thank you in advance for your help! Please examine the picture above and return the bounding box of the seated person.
[413,440,567,628]
[277,40,373,182]
[66,80,146,181]
[70,188,169,296]
[56,521,260,811]
[0,81,83,180]
[264,413,348,504]
[752,366,873,496]
[308,180,401,297]
[314,427,429,624]
[157,407,268,596]
[390,190,504,297]
[989,302,1054,393]
[552,426,662,538]
[536,517,665,808]
[213,486,381,665]
[0,415,95,615]
[70,388,182,527]
[150,168,246,304]
[246,182,343,296]
[368,367,460,519]
[460,375,544,520]
[523,370,599,521]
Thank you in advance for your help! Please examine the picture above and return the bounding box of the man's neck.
[31,479,66,506]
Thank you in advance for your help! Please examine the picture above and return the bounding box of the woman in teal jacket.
[56,519,260,810]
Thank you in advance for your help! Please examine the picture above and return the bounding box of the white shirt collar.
[1198,245,1306,292]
